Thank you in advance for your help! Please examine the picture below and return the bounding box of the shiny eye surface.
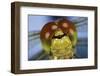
[62,23,68,28]
[52,25,58,30]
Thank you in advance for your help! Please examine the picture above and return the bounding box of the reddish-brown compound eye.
[57,19,76,35]
[40,22,57,40]
[40,22,58,54]
[57,19,77,45]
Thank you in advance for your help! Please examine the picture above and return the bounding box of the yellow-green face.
[50,30,74,59]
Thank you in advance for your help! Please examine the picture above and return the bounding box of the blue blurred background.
[28,15,88,60]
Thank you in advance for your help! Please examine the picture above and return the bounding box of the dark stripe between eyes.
[52,33,66,39]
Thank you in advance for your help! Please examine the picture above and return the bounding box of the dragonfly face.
[40,19,77,60]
